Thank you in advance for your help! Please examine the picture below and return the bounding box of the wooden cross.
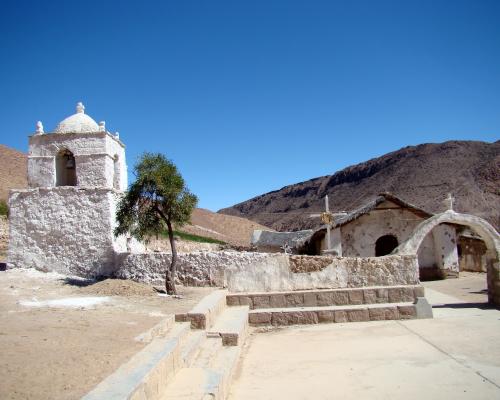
[310,195,334,252]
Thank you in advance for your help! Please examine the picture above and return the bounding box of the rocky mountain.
[219,141,500,231]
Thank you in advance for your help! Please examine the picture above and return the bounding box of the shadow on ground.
[433,302,499,311]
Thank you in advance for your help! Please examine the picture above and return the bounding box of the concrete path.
[229,274,500,399]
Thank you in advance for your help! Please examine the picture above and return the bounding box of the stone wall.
[458,236,487,272]
[116,251,419,292]
[251,230,313,253]
[7,187,126,277]
[0,216,8,261]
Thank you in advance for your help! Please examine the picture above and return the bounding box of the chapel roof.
[331,192,433,228]
[53,102,100,133]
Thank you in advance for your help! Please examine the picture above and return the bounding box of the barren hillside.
[183,208,271,247]
[0,145,27,201]
[220,140,500,231]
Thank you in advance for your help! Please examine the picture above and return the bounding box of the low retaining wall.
[115,251,419,292]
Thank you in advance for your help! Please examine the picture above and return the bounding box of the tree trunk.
[165,220,177,295]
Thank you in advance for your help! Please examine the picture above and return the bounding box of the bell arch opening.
[55,149,77,187]
[375,234,399,256]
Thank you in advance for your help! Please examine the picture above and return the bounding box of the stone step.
[206,306,249,346]
[161,339,242,400]
[177,289,228,329]
[248,302,427,326]
[227,285,425,309]
[82,322,192,400]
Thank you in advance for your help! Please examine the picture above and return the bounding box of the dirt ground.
[422,271,488,303]
[0,268,214,400]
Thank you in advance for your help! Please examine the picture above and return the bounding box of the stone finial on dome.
[99,121,106,132]
[35,121,44,135]
[115,131,120,139]
[54,102,99,133]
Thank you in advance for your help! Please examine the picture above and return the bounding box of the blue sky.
[1,0,499,211]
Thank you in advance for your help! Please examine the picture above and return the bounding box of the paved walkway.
[229,274,500,400]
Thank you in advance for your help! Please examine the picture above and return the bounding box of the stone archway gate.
[395,210,500,306]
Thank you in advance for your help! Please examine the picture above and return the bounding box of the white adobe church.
[8,103,143,277]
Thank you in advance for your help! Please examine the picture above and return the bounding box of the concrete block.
[384,307,399,320]
[271,312,289,326]
[285,293,304,307]
[363,289,377,304]
[269,294,286,308]
[348,290,364,305]
[238,296,253,308]
[252,295,271,309]
[222,333,239,346]
[334,310,348,323]
[294,311,319,325]
[317,292,334,306]
[189,314,206,330]
[401,287,416,302]
[175,314,188,322]
[397,305,417,319]
[368,308,386,321]
[317,310,335,323]
[249,312,272,325]
[376,288,389,303]
[347,309,370,322]
[413,285,425,298]
[388,288,403,303]
[304,292,318,307]
[414,297,433,319]
[226,296,240,306]
[271,311,319,326]
[331,291,349,305]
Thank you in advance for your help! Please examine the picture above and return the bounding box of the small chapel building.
[301,193,462,280]
[8,102,143,277]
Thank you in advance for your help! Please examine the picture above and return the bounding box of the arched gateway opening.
[395,210,500,306]
[56,149,77,186]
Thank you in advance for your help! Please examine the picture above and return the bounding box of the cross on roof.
[310,195,334,253]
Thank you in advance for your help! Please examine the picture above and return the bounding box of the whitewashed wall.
[27,132,126,190]
[7,187,127,277]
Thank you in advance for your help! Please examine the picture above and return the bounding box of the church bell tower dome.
[53,102,99,133]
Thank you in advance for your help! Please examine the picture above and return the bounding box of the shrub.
[0,200,8,216]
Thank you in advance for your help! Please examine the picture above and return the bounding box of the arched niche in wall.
[55,149,77,186]
[375,234,399,256]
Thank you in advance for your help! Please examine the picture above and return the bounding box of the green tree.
[114,153,198,295]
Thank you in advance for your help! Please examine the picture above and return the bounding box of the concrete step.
[134,315,176,343]
[161,339,242,400]
[177,289,228,329]
[178,330,206,367]
[248,302,424,326]
[206,306,249,346]
[82,322,192,400]
[227,285,425,309]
